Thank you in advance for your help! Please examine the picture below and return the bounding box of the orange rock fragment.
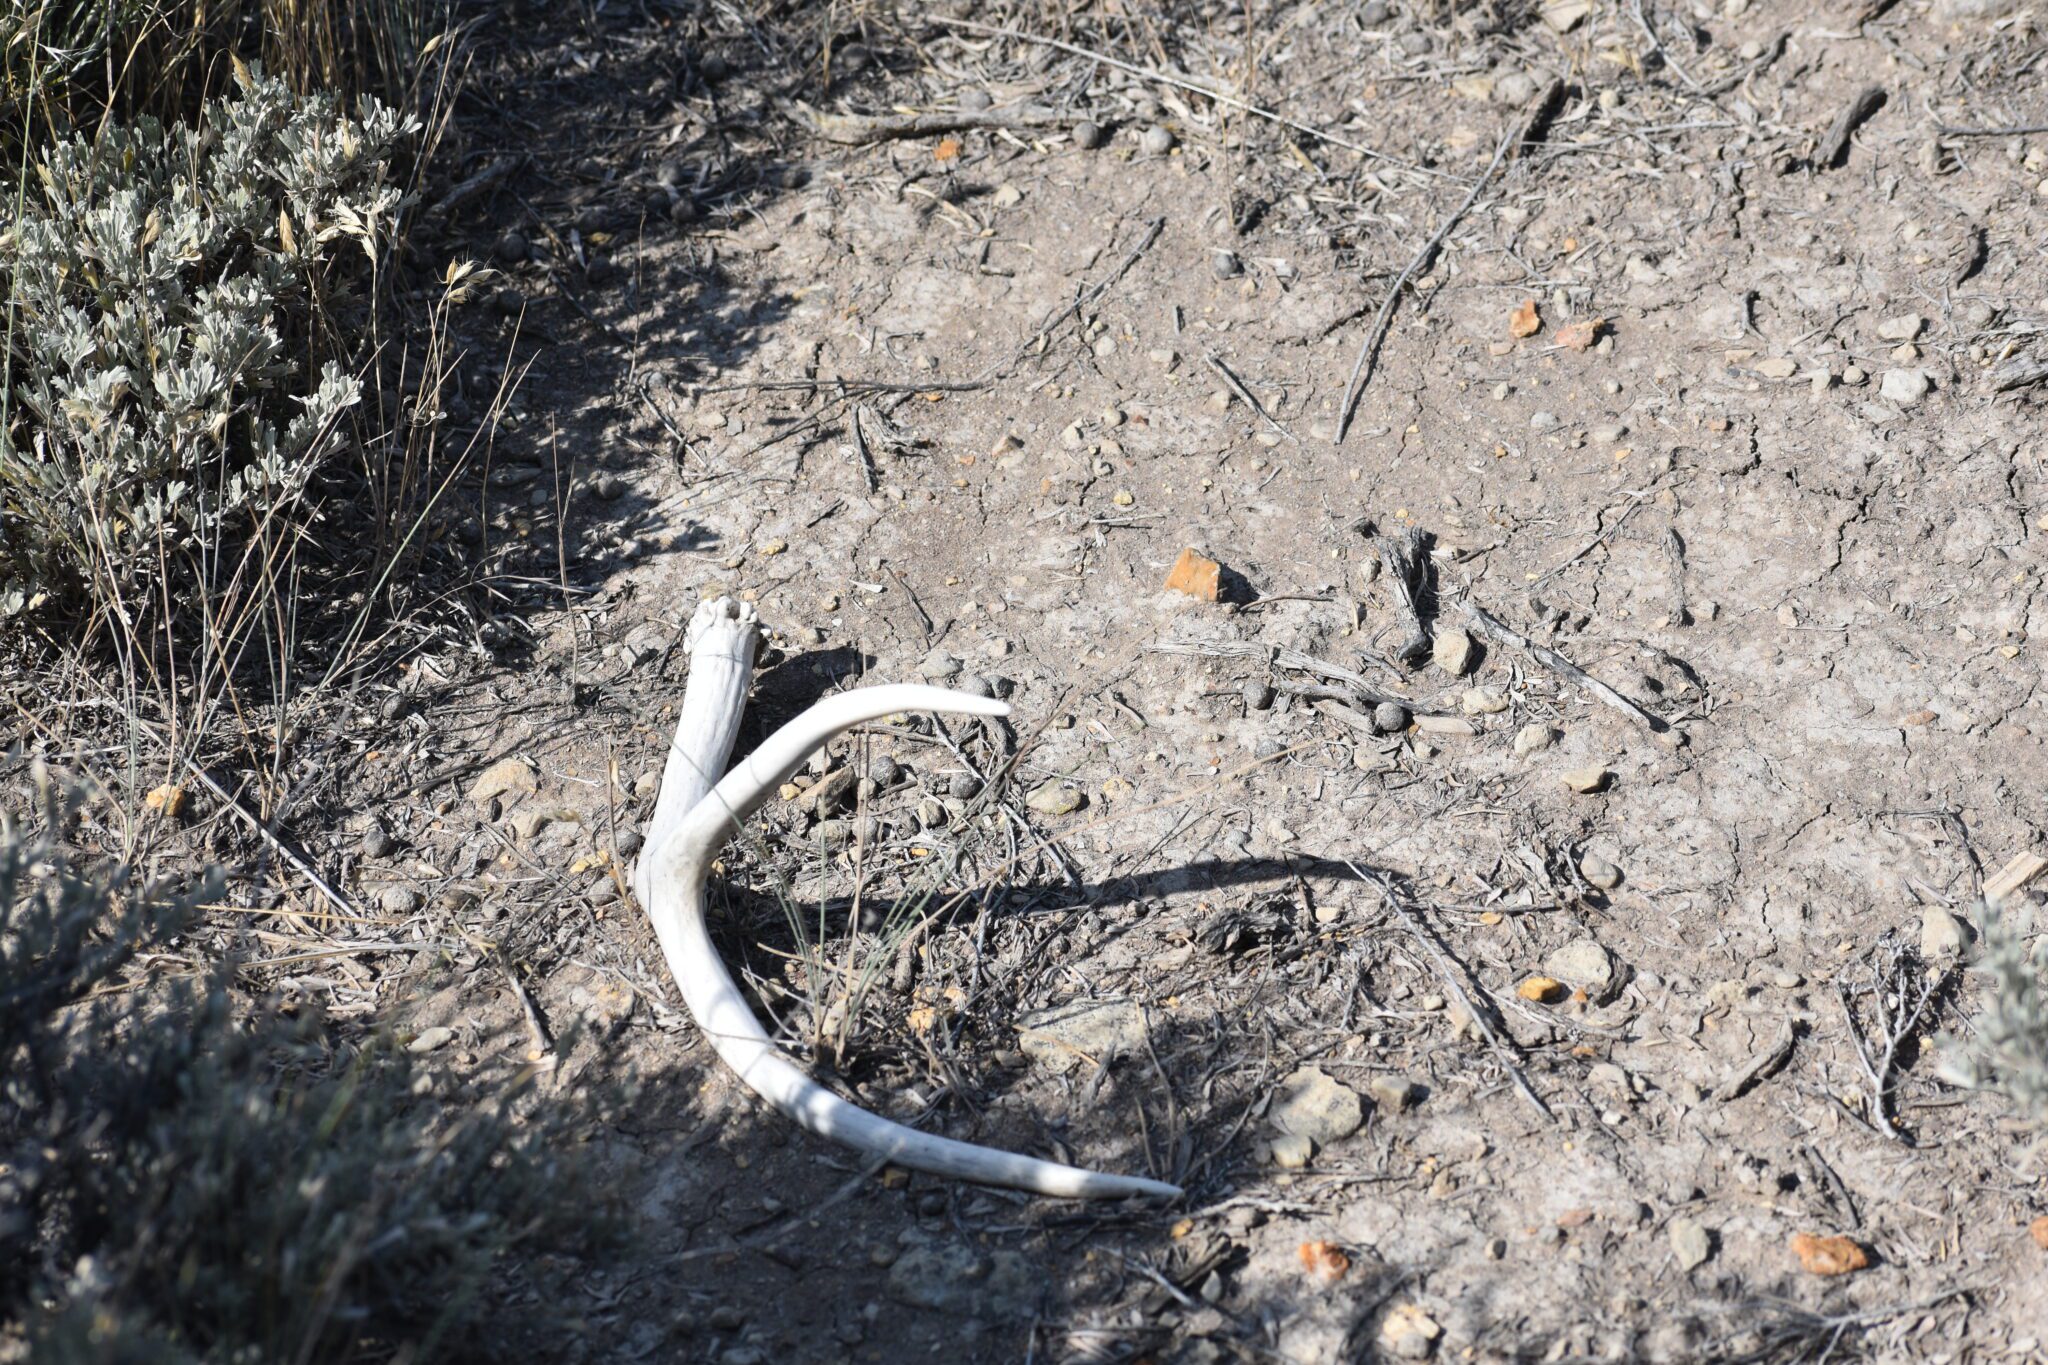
[1554,318,1603,351]
[934,137,961,161]
[1509,299,1542,338]
[1517,976,1566,1004]
[1298,1240,1350,1285]
[1164,547,1221,601]
[2031,1215,2048,1251]
[145,783,188,819]
[1790,1233,1870,1276]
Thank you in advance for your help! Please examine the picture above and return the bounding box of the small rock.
[1579,855,1622,890]
[1368,1074,1423,1112]
[589,471,626,500]
[1432,626,1477,675]
[494,229,528,263]
[1790,1232,1870,1277]
[1211,249,1243,280]
[1754,356,1799,379]
[1879,367,1931,405]
[957,88,992,112]
[380,885,423,916]
[1071,120,1104,150]
[614,828,644,857]
[1269,1132,1314,1168]
[1544,938,1616,1001]
[1513,723,1557,756]
[1460,686,1509,715]
[991,183,1023,209]
[1874,312,1924,342]
[947,772,981,800]
[1373,702,1411,733]
[470,756,538,809]
[1243,679,1276,711]
[1843,364,1867,385]
[866,755,901,786]
[707,1305,745,1331]
[669,196,700,225]
[1380,1303,1442,1359]
[1016,998,1147,1071]
[1025,782,1085,816]
[1563,765,1611,794]
[917,650,963,682]
[1139,125,1175,156]
[144,783,189,820]
[1920,906,1970,960]
[408,1025,456,1054]
[1269,1066,1366,1145]
[1517,976,1567,1004]
[1530,410,1561,433]
[1669,1218,1713,1272]
[511,808,555,839]
[361,823,396,858]
[1164,547,1222,601]
[805,768,857,814]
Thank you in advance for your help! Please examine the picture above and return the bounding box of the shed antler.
[635,597,1180,1201]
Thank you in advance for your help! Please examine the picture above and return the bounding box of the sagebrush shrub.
[0,64,413,622]
[0,781,618,1361]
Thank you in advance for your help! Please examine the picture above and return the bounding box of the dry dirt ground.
[205,0,2048,1359]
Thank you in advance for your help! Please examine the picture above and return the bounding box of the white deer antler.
[634,597,1181,1201]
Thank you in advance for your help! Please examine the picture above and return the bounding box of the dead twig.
[798,102,1068,144]
[1335,132,1513,442]
[1817,86,1886,168]
[1376,526,1432,665]
[1348,863,1555,1124]
[1462,604,1672,737]
[925,16,1444,179]
[1205,353,1293,443]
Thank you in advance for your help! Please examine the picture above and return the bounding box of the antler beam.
[634,597,1180,1201]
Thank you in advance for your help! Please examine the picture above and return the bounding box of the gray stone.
[379,884,423,916]
[1368,1074,1424,1112]
[1071,120,1104,150]
[408,1025,455,1054]
[866,755,901,786]
[1544,938,1617,1001]
[1880,367,1931,405]
[1025,782,1084,816]
[1243,679,1276,711]
[1139,125,1175,156]
[917,649,963,682]
[1432,626,1477,675]
[1460,686,1508,715]
[1874,312,1924,342]
[1016,998,1148,1071]
[1373,702,1411,733]
[1269,1132,1314,1168]
[1269,1065,1365,1145]
[1579,856,1622,890]
[1920,906,1970,960]
[1514,723,1557,756]
[361,823,395,858]
[469,756,537,809]
[1668,1217,1712,1272]
[888,1240,1036,1316]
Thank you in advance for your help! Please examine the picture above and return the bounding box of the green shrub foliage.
[0,65,412,622]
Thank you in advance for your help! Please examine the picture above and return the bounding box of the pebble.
[1842,364,1867,385]
[1544,938,1616,1001]
[1269,1132,1314,1168]
[957,88,992,112]
[361,823,395,858]
[1025,782,1084,816]
[1579,855,1622,890]
[917,650,963,682]
[1460,686,1508,715]
[866,755,901,786]
[1880,367,1931,405]
[1211,249,1243,280]
[1669,1218,1713,1272]
[1563,765,1611,794]
[1530,410,1560,433]
[1368,1074,1423,1112]
[494,229,528,264]
[408,1025,456,1053]
[947,772,981,800]
[1243,679,1276,711]
[1016,998,1145,1070]
[1269,1065,1366,1145]
[1380,1304,1442,1360]
[707,1305,746,1331]
[589,471,625,500]
[380,885,423,916]
[1513,723,1556,756]
[991,183,1023,208]
[1139,125,1175,156]
[1790,1232,1869,1277]
[1373,701,1410,733]
[1071,120,1104,150]
[1517,976,1567,1004]
[469,756,538,809]
[1432,626,1477,675]
[1875,312,1925,342]
[615,828,644,856]
[669,196,699,225]
[1920,906,1970,960]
